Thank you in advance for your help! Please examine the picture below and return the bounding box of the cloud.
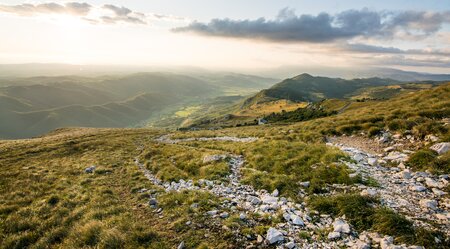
[343,43,450,56]
[101,4,146,24]
[0,2,162,25]
[0,2,92,16]
[173,8,450,43]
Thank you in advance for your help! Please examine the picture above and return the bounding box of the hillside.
[1,84,449,248]
[0,72,275,139]
[243,74,403,104]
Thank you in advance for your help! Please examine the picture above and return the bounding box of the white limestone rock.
[266,227,284,244]
[430,142,450,155]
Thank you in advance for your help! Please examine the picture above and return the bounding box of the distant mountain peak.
[292,73,314,80]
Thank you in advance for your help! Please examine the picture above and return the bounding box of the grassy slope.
[1,84,449,248]
[0,128,247,249]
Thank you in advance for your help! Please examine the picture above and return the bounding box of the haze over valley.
[0,1,449,249]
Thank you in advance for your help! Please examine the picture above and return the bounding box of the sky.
[0,0,449,73]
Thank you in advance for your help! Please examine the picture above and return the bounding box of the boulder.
[333,218,351,233]
[266,227,284,244]
[272,189,279,197]
[177,241,185,249]
[239,213,247,220]
[219,212,229,218]
[430,142,450,155]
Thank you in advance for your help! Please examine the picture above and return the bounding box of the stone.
[177,241,185,249]
[203,154,227,163]
[333,218,351,233]
[368,158,378,166]
[410,185,426,192]
[384,146,395,152]
[379,132,391,143]
[257,235,264,243]
[148,198,158,206]
[432,188,447,196]
[426,135,439,142]
[206,210,218,216]
[399,169,412,179]
[380,236,394,249]
[290,214,304,226]
[285,241,296,249]
[248,196,261,205]
[299,181,310,188]
[430,142,450,155]
[272,189,279,197]
[354,240,371,249]
[425,178,441,188]
[262,195,278,204]
[327,232,341,240]
[84,166,96,173]
[219,212,229,218]
[266,227,284,244]
[239,213,247,220]
[420,199,438,210]
[361,189,377,197]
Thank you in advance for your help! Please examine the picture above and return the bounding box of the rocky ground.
[129,134,449,248]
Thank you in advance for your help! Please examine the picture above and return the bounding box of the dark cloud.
[0,2,91,16]
[173,8,450,42]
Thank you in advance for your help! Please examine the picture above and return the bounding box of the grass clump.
[407,149,450,174]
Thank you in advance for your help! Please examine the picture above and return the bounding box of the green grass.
[308,194,448,248]
[0,128,247,248]
[406,149,450,174]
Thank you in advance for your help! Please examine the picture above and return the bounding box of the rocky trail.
[329,143,450,236]
[133,135,448,248]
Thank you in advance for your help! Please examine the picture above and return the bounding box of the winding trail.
[133,135,446,248]
[135,135,343,248]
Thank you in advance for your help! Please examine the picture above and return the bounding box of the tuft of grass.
[407,149,450,174]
